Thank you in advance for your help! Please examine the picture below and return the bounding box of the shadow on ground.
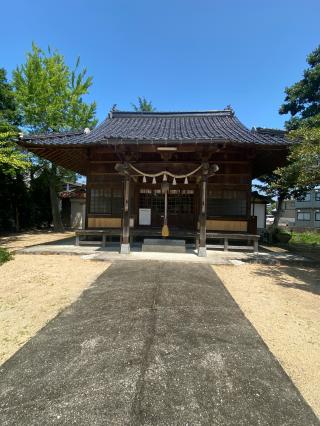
[0,231,74,251]
[252,264,320,296]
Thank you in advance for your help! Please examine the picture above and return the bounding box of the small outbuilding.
[59,183,86,229]
[251,191,269,232]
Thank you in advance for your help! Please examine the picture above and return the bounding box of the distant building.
[280,189,320,231]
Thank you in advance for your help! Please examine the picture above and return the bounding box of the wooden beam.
[213,173,250,177]
[212,160,250,164]
[89,172,119,176]
[90,160,118,164]
[207,183,250,188]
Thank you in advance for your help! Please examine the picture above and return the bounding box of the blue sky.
[1,0,319,129]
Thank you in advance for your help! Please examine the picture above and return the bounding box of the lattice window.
[207,189,247,217]
[168,193,193,214]
[112,187,123,215]
[139,189,194,214]
[139,192,152,209]
[90,187,122,215]
[152,193,165,213]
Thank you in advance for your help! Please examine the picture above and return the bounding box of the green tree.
[132,96,156,112]
[284,116,320,186]
[277,45,320,188]
[0,125,29,175]
[0,68,20,125]
[280,46,320,130]
[259,45,320,218]
[255,166,305,229]
[13,43,97,231]
[0,68,29,175]
[0,68,30,232]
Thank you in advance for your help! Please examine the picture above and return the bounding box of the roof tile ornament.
[224,105,235,116]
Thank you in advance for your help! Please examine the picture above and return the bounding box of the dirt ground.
[214,263,320,418]
[0,230,75,252]
[0,254,109,365]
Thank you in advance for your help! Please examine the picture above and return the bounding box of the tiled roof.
[20,110,290,146]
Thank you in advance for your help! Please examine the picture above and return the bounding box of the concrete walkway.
[0,262,318,425]
[20,238,312,265]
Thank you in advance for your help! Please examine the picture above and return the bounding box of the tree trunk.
[48,167,64,232]
[273,192,286,229]
[15,205,20,232]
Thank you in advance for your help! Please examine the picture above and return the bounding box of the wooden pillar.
[246,163,253,233]
[198,177,207,257]
[120,175,131,254]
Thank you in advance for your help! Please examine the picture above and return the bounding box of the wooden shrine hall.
[19,108,290,256]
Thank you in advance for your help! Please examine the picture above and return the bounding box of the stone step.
[142,238,186,253]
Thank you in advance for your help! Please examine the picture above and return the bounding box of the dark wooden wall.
[86,144,253,232]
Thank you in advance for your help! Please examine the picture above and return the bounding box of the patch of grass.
[290,232,320,246]
[0,247,13,264]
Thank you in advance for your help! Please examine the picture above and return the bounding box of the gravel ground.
[0,254,109,365]
[213,263,320,418]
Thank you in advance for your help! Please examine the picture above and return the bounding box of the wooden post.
[198,177,207,257]
[120,175,131,254]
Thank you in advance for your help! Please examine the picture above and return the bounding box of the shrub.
[272,227,292,243]
[290,232,320,246]
[0,247,13,264]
